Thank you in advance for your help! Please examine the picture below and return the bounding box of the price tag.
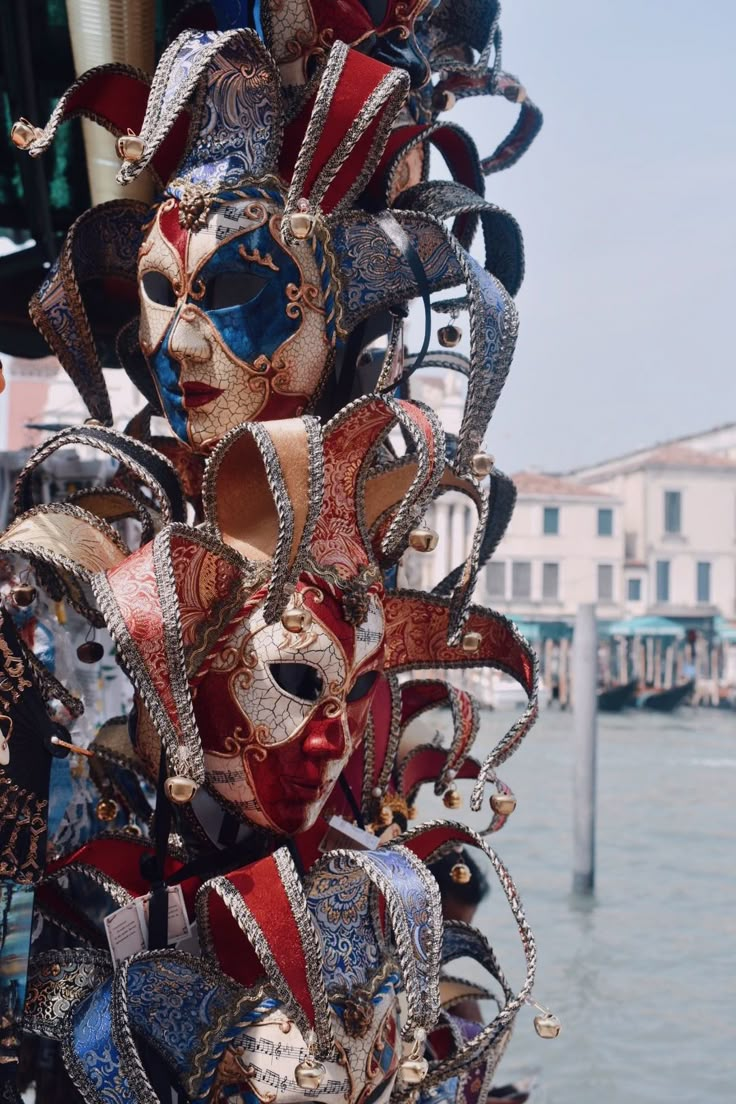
[104,901,146,962]
[104,885,192,964]
[320,814,379,853]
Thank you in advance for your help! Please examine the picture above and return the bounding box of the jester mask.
[15,24,534,476]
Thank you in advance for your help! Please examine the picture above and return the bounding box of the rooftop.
[512,471,614,498]
[567,422,736,478]
[636,445,736,470]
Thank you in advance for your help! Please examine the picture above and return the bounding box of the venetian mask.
[139,186,334,450]
[72,396,445,841]
[191,573,385,834]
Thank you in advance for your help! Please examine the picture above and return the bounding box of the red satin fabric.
[206,854,317,1027]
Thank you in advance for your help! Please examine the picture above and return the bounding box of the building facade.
[477,472,623,620]
[406,373,736,628]
[571,443,736,622]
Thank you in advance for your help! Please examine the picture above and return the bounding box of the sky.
[433,0,736,474]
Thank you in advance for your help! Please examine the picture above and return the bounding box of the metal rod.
[572,603,597,895]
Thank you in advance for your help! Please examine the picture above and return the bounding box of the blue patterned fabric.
[125,957,273,1100]
[175,34,280,189]
[331,215,462,332]
[307,860,382,992]
[358,848,436,984]
[70,980,132,1104]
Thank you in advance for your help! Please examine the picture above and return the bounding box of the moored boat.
[598,679,638,712]
[636,679,695,712]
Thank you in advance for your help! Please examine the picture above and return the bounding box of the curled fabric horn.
[29,201,148,424]
[116,28,284,189]
[382,590,539,809]
[282,41,410,236]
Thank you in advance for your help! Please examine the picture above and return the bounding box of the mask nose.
[168,307,211,364]
[301,710,347,761]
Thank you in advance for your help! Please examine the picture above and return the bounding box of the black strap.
[376,212,432,379]
[338,773,366,830]
[147,754,172,951]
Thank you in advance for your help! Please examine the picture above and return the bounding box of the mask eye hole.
[346,670,379,703]
[141,270,177,307]
[269,662,324,703]
[206,272,268,310]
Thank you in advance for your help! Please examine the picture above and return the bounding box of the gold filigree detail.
[238,244,280,271]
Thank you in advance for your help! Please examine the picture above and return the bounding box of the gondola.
[597,679,638,712]
[636,680,695,712]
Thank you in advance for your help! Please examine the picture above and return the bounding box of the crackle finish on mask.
[192,580,385,835]
[138,190,332,450]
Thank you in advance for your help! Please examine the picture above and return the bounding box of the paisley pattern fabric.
[176,36,283,188]
[307,859,384,992]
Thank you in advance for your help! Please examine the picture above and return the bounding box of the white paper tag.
[320,814,379,853]
[104,901,147,962]
[104,885,192,964]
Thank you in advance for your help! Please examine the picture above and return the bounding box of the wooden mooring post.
[572,603,598,895]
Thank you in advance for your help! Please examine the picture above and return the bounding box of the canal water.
[421,705,736,1103]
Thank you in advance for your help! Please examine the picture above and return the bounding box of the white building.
[571,441,736,621]
[475,472,624,620]
[0,354,147,452]
[568,422,736,478]
[405,371,736,629]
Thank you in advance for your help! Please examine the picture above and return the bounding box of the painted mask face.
[192,577,385,834]
[138,187,333,450]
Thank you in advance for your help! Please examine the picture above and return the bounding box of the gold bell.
[470,451,495,478]
[408,526,438,553]
[164,775,198,804]
[437,323,462,348]
[398,1056,428,1085]
[77,640,104,664]
[96,798,118,823]
[534,1013,561,1039]
[281,606,313,633]
[12,584,37,607]
[461,631,482,654]
[443,786,461,810]
[289,211,314,240]
[11,118,42,149]
[490,792,517,816]
[294,1058,325,1090]
[450,861,471,884]
[116,133,145,162]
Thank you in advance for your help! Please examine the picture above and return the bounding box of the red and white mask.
[192,575,385,834]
